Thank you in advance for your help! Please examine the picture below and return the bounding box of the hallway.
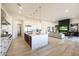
[6,37,79,56]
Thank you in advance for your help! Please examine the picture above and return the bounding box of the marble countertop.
[25,33,48,36]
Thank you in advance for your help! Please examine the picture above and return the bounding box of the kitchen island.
[24,33,48,50]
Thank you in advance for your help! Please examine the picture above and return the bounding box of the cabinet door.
[0,39,1,54]
[1,38,9,55]
[0,45,1,56]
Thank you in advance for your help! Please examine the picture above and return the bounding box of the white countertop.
[25,33,48,36]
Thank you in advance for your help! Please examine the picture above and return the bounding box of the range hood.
[1,9,10,25]
[1,17,10,25]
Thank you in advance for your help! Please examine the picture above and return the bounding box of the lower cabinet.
[0,39,1,55]
[0,36,12,56]
[24,34,31,48]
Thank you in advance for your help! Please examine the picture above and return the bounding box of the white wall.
[12,20,23,39]
[12,20,18,39]
[70,17,79,31]
[41,20,54,33]
[71,18,79,24]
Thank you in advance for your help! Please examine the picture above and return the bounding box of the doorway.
[17,24,22,36]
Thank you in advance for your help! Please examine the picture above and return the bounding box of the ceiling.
[2,3,79,22]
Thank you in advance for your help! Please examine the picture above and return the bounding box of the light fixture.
[19,11,21,14]
[72,16,74,18]
[19,6,23,10]
[17,3,22,14]
[65,9,69,13]
[17,3,23,10]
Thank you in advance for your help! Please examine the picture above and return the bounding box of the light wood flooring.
[6,36,79,56]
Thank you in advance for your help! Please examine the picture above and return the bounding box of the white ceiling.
[2,3,79,22]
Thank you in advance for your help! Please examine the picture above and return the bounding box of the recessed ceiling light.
[19,6,23,10]
[72,16,74,18]
[19,11,21,14]
[65,9,69,13]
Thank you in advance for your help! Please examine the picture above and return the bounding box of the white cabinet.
[0,43,1,56]
[1,36,12,56]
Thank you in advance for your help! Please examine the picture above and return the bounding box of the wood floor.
[6,36,79,56]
